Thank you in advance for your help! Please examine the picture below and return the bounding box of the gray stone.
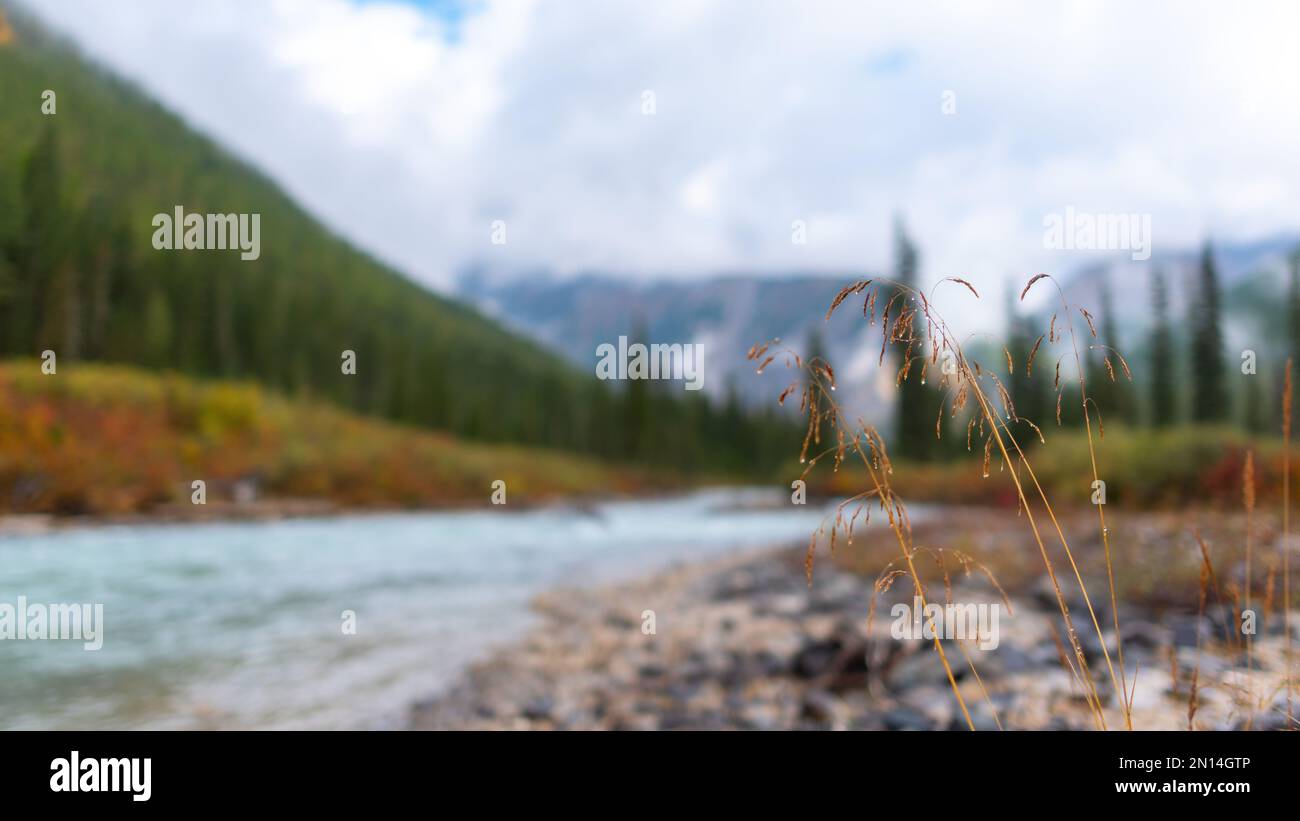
[800,689,848,730]
[521,695,555,721]
[883,706,934,731]
[887,649,948,691]
[1171,615,1213,649]
[739,701,785,730]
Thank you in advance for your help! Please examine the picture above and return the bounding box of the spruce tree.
[805,326,828,377]
[1092,280,1130,425]
[1005,286,1047,433]
[621,320,652,459]
[1190,241,1226,423]
[892,219,939,460]
[1149,268,1176,427]
[13,123,66,351]
[1288,248,1300,370]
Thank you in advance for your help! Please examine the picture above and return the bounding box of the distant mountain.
[458,269,902,421]
[460,232,1300,428]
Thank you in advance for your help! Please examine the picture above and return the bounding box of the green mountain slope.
[0,4,794,473]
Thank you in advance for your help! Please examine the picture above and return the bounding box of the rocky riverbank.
[410,531,1298,731]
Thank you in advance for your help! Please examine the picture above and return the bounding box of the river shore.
[0,489,688,536]
[410,513,1298,731]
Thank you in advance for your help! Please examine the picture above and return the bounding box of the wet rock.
[556,708,596,729]
[886,649,948,692]
[611,713,659,731]
[638,662,667,680]
[1028,642,1065,668]
[977,643,1035,677]
[809,574,863,612]
[739,701,785,730]
[901,684,956,728]
[604,612,637,629]
[831,615,869,643]
[721,650,787,687]
[1204,608,1237,641]
[662,681,699,704]
[790,633,869,691]
[1171,615,1213,648]
[684,682,726,713]
[1174,646,1228,678]
[754,592,809,618]
[677,651,721,685]
[1029,576,1097,621]
[1077,625,1118,665]
[521,696,554,721]
[1120,620,1168,650]
[963,692,1016,731]
[712,563,802,602]
[800,690,849,730]
[848,713,887,730]
[883,706,934,731]
[793,638,843,679]
[826,651,870,692]
[998,643,1037,673]
[657,711,701,730]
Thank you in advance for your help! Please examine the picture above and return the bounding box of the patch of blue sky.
[354,0,484,42]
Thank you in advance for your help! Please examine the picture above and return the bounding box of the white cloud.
[27,0,1300,327]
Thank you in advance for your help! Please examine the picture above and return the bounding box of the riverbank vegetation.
[0,361,666,516]
[807,424,1298,510]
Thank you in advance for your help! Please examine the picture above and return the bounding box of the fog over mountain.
[460,269,896,420]
[461,232,1300,421]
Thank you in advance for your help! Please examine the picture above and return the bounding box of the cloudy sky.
[28,0,1300,312]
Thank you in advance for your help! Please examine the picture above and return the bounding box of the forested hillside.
[0,4,794,474]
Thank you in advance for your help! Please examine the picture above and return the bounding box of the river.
[0,488,831,729]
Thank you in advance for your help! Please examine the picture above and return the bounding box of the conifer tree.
[1005,285,1047,435]
[1190,241,1226,423]
[1149,268,1176,427]
[1091,281,1130,425]
[892,219,942,460]
[1287,248,1300,370]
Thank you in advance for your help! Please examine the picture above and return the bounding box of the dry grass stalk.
[755,272,1135,730]
[1285,359,1294,729]
[1167,644,1178,696]
[1028,276,1131,729]
[1195,533,1239,649]
[1244,450,1256,729]
[1189,544,1211,730]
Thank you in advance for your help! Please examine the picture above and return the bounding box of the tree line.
[887,220,1300,461]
